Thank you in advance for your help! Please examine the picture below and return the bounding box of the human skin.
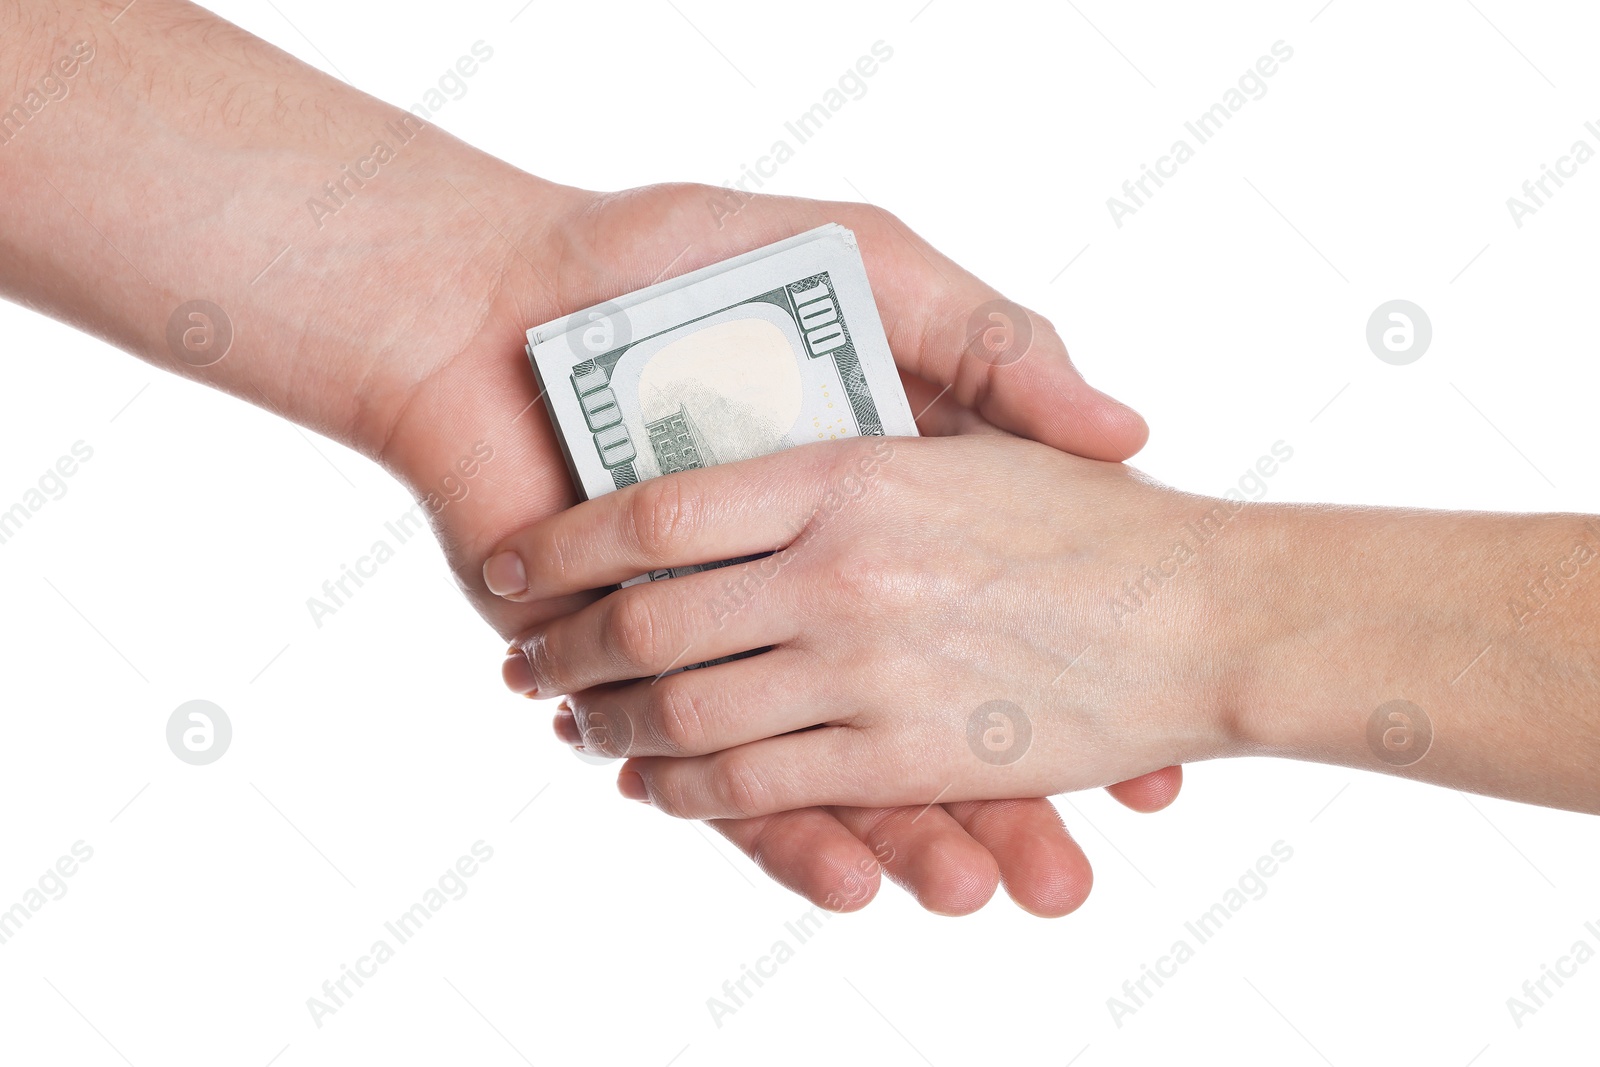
[489,435,1600,817]
[1,0,1181,915]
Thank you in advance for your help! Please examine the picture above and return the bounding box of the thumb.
[838,202,1148,461]
[1105,766,1184,813]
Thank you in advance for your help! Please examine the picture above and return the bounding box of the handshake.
[5,12,1595,1052]
[362,181,1591,920]
[479,205,1219,916]
[442,183,1596,917]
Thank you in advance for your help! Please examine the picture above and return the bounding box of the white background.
[3,1,1598,1064]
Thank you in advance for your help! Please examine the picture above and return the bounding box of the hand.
[482,434,1236,817]
[392,180,1183,914]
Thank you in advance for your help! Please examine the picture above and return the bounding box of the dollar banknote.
[527,224,917,588]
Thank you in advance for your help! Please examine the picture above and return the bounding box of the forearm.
[1232,505,1600,812]
[0,0,575,458]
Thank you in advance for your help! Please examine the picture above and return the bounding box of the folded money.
[526,225,918,672]
[526,224,917,518]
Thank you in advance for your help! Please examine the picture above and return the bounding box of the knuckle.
[830,550,902,613]
[574,700,634,757]
[541,525,577,586]
[712,753,774,820]
[1032,308,1060,341]
[645,775,691,819]
[628,476,695,559]
[519,632,566,694]
[865,204,908,235]
[605,591,665,671]
[796,448,877,539]
[647,678,707,755]
[822,437,869,482]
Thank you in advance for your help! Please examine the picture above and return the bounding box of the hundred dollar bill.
[524,225,854,350]
[527,224,917,545]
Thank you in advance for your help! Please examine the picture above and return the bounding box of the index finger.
[481,438,887,602]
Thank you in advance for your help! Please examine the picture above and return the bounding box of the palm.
[389,182,1179,914]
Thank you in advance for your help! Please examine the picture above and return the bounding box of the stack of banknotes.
[526,223,917,587]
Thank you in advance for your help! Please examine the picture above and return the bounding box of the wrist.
[1206,501,1325,760]
[370,165,592,487]
[1171,495,1305,764]
[1067,481,1292,773]
[1138,493,1345,766]
[1210,501,1455,769]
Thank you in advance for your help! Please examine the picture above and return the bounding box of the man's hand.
[484,434,1221,818]
[0,1,1178,915]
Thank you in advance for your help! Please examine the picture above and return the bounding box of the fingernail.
[502,650,538,695]
[617,770,649,803]
[483,551,528,598]
[554,707,582,745]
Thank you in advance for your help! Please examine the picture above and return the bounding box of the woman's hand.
[484,434,1235,818]
[490,426,1600,821]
